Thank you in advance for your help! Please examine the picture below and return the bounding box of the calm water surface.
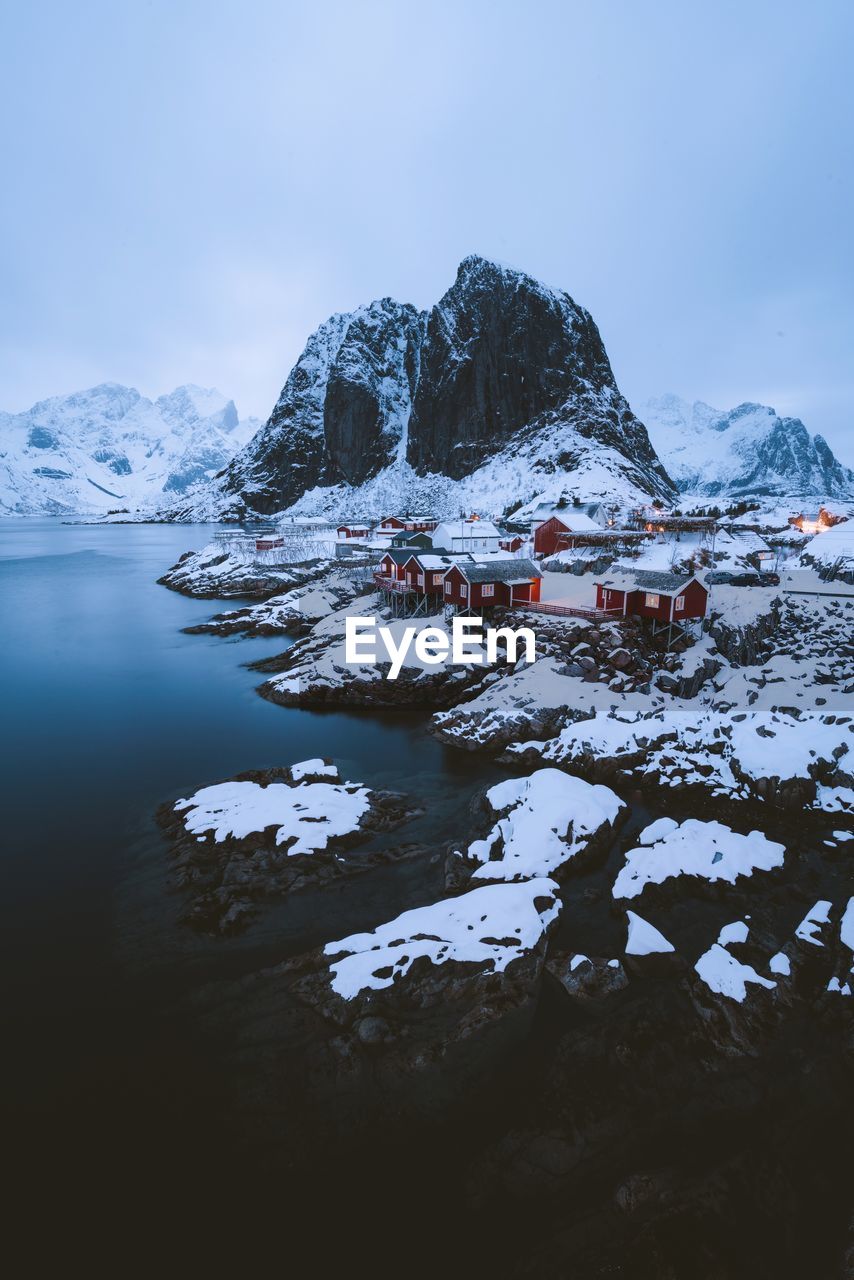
[0,519,508,1250]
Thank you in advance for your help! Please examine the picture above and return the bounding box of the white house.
[431,518,502,553]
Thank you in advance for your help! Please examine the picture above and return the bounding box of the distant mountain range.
[642,394,854,502]
[5,262,852,520]
[165,255,677,522]
[0,383,260,516]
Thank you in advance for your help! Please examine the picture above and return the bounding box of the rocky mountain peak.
[642,395,854,499]
[0,382,256,515]
[176,257,677,520]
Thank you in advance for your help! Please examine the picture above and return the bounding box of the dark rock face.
[408,256,617,476]
[323,299,423,486]
[219,301,422,513]
[204,256,675,516]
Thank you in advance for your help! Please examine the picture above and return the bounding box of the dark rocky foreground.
[158,757,853,1277]
[184,879,853,1278]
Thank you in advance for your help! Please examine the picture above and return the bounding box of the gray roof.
[598,569,701,594]
[533,500,603,518]
[458,557,542,583]
[378,548,418,564]
[630,570,696,591]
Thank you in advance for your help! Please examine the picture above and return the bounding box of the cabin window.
[482,583,495,598]
[644,592,660,608]
[460,584,468,599]
[444,581,451,595]
[433,573,443,585]
[675,596,685,612]
[417,573,424,587]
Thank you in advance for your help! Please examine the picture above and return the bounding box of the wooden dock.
[520,601,623,621]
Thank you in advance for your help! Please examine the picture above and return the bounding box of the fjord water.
[0,519,505,1252]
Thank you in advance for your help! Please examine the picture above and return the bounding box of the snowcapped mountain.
[168,256,676,521]
[0,383,260,515]
[642,394,854,501]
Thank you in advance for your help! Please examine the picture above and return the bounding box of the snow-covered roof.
[456,557,542,583]
[532,501,604,522]
[802,526,854,566]
[598,568,701,595]
[433,519,501,540]
[549,512,601,532]
[412,553,469,569]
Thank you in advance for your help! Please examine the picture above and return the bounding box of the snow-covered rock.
[0,382,258,515]
[625,910,675,956]
[174,771,372,855]
[450,768,624,885]
[323,878,561,1001]
[158,540,333,599]
[612,819,785,900]
[694,943,777,1003]
[157,761,415,934]
[546,952,629,1001]
[794,900,833,947]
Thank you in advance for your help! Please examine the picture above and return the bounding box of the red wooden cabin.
[376,514,438,536]
[255,536,284,551]
[336,524,370,539]
[443,560,542,610]
[376,549,412,581]
[402,553,462,597]
[376,515,407,535]
[594,571,708,621]
[499,534,525,553]
[533,516,571,558]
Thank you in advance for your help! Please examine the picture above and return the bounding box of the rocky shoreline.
[157,543,337,600]
[152,540,854,1275]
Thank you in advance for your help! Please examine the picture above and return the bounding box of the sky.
[1,0,852,456]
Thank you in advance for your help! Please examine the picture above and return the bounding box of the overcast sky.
[1,0,852,455]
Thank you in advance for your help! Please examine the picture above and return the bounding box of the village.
[195,497,854,657]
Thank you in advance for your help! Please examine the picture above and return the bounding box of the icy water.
[1,520,849,1273]
[0,519,511,1256]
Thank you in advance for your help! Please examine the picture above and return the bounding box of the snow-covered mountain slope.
[0,383,260,515]
[167,256,676,521]
[642,394,854,501]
